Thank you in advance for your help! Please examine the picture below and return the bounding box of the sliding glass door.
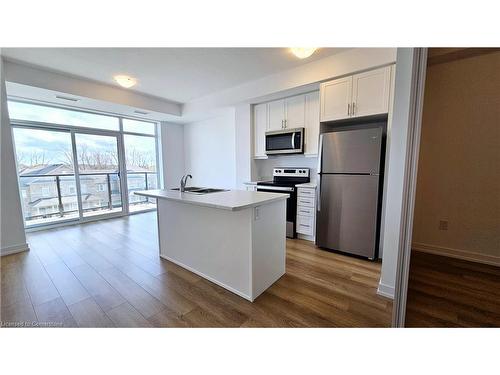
[74,132,124,218]
[9,100,160,229]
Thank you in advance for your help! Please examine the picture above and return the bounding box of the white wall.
[234,103,253,189]
[378,48,418,299]
[183,108,236,189]
[160,121,185,189]
[254,155,318,182]
[0,57,28,255]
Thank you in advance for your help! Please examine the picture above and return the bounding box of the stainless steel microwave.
[265,128,304,155]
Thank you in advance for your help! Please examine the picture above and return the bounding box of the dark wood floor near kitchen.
[1,211,392,328]
[405,251,500,327]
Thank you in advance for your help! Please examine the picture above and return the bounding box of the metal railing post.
[55,176,64,217]
[107,173,113,209]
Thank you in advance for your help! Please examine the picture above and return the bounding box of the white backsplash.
[254,154,318,182]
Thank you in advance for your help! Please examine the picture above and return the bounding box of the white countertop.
[135,189,288,211]
[295,182,317,188]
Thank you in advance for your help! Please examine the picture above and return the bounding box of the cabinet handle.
[348,103,351,116]
[352,102,356,116]
[284,119,287,128]
[300,224,310,228]
[281,120,284,129]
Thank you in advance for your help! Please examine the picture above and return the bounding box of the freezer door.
[316,174,379,258]
[320,127,382,174]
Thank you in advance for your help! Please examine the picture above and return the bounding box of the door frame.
[391,48,428,327]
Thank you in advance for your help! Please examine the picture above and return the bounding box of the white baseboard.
[1,242,30,257]
[412,242,500,267]
[377,281,395,299]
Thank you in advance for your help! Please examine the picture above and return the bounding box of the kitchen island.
[135,189,288,301]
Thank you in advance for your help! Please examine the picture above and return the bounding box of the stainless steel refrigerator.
[316,127,383,259]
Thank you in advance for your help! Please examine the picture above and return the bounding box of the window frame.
[9,99,161,231]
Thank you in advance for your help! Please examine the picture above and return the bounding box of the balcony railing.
[19,171,157,224]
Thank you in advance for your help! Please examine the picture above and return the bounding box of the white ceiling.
[1,48,346,103]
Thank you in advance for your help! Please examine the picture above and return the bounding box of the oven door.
[265,128,304,155]
[256,185,296,238]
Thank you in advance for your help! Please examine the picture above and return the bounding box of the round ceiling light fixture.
[114,75,137,88]
[290,48,318,59]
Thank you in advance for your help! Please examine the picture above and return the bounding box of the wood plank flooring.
[1,211,392,328]
[405,251,500,327]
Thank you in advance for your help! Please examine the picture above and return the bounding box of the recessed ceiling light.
[290,48,318,59]
[114,75,137,88]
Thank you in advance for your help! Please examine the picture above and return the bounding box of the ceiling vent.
[55,95,79,102]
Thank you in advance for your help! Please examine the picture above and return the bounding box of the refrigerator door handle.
[316,134,324,212]
[317,134,324,173]
[316,174,321,212]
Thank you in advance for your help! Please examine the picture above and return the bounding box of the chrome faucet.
[179,174,192,192]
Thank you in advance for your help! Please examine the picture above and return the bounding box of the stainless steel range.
[257,167,310,238]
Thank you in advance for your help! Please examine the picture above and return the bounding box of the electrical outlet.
[439,220,448,230]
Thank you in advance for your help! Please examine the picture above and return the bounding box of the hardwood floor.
[405,251,500,327]
[1,212,392,328]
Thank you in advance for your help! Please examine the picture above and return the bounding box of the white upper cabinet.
[320,76,352,122]
[252,91,321,158]
[304,91,320,156]
[253,103,268,158]
[351,66,391,118]
[284,95,306,129]
[320,65,393,122]
[268,99,285,131]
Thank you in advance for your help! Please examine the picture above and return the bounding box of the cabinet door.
[304,91,320,156]
[284,94,306,129]
[320,76,352,122]
[253,103,268,158]
[351,66,391,118]
[268,99,285,131]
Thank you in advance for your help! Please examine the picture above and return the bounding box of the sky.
[10,101,157,171]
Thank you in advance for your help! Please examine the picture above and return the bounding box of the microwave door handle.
[291,132,296,149]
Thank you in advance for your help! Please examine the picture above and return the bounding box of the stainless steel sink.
[171,187,228,194]
[171,187,204,192]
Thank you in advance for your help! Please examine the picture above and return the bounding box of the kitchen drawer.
[296,215,314,236]
[297,196,314,208]
[296,206,315,217]
[297,188,315,198]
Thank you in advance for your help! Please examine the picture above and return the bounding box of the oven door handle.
[257,186,294,192]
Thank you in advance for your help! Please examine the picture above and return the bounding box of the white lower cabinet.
[296,187,316,241]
